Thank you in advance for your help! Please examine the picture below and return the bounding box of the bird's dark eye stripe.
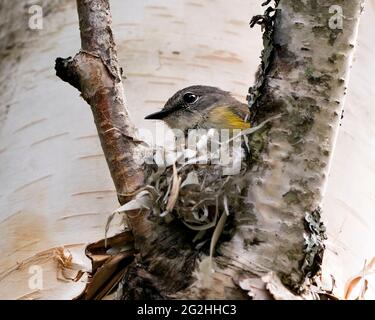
[183,92,198,104]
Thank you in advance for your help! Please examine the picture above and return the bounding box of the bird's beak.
[144,109,170,120]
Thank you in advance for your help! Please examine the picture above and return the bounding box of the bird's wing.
[208,103,250,129]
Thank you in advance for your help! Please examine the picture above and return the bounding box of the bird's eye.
[183,92,198,104]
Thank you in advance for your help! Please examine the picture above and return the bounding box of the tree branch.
[55,0,144,204]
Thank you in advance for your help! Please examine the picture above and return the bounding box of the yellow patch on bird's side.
[223,109,251,129]
[208,106,250,129]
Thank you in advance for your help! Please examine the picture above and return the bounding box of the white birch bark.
[0,0,374,299]
[321,0,375,299]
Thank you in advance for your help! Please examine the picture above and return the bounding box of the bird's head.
[145,85,248,132]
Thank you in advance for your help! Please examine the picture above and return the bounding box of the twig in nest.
[166,164,182,213]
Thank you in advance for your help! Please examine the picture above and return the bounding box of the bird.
[144,85,250,133]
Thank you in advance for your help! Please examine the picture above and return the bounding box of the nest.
[142,139,250,258]
[106,116,280,255]
[145,116,280,230]
[148,159,247,232]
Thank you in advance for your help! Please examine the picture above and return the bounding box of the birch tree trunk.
[0,0,374,300]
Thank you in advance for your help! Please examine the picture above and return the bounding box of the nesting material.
[106,116,281,258]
